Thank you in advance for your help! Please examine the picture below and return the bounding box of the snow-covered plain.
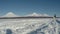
[0,12,60,34]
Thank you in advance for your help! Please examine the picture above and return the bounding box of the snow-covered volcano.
[1,12,49,17]
[26,12,49,17]
[2,12,19,17]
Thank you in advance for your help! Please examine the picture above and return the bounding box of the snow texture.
[0,12,60,34]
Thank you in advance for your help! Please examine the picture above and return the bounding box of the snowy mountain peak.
[6,12,15,15]
[32,12,37,15]
[26,12,49,17]
[3,12,18,17]
[31,12,39,16]
[1,12,49,17]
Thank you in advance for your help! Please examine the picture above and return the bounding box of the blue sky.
[0,0,60,16]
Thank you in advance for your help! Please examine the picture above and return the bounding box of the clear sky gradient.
[0,0,60,16]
